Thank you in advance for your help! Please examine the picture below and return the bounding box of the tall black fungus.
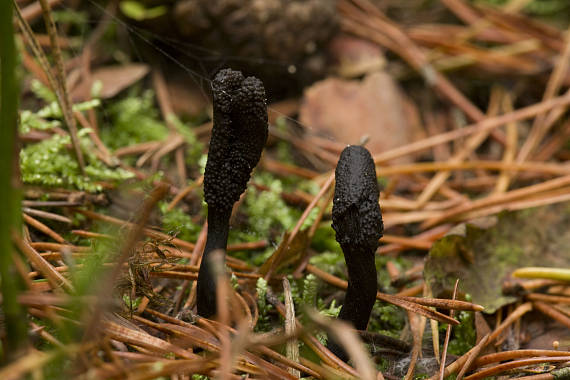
[327,145,384,362]
[196,69,268,318]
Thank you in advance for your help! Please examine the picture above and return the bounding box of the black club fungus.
[327,145,384,362]
[197,68,268,318]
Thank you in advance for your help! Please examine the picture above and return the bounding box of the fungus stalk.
[197,68,268,318]
[327,145,384,362]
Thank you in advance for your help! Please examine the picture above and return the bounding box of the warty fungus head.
[197,68,268,318]
[327,145,384,361]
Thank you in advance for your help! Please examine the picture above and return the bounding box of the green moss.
[20,129,134,191]
[158,201,203,243]
[102,90,169,150]
[167,114,204,166]
[446,311,476,355]
[309,251,345,278]
[369,303,405,339]
[311,222,342,254]
[255,278,274,332]
[30,79,57,103]
[19,110,60,134]
[20,80,101,134]
[235,173,304,243]
[302,274,318,309]
[245,180,296,238]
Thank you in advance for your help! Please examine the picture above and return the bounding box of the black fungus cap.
[332,145,384,252]
[204,68,268,210]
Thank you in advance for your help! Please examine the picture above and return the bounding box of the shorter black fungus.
[327,145,384,362]
[196,68,268,318]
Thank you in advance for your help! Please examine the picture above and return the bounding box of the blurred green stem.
[0,0,28,361]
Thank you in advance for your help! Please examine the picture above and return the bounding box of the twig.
[416,87,502,207]
[494,92,518,193]
[533,301,570,329]
[285,173,334,249]
[23,213,66,243]
[23,207,71,224]
[422,174,570,228]
[517,27,570,162]
[488,302,533,343]
[438,279,459,380]
[14,236,73,292]
[372,92,570,165]
[464,356,570,380]
[73,208,196,251]
[283,278,300,378]
[474,349,570,366]
[38,0,85,173]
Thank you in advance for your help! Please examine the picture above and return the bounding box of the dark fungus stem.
[196,68,268,318]
[196,206,232,317]
[327,145,384,362]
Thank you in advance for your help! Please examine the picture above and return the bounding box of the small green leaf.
[120,1,166,21]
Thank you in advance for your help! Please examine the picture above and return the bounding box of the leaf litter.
[6,0,570,379]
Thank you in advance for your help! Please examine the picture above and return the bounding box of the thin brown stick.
[494,92,518,193]
[422,174,570,228]
[397,296,484,312]
[464,357,570,380]
[20,0,62,22]
[74,110,113,166]
[533,301,570,329]
[286,173,334,248]
[488,302,533,343]
[342,0,489,126]
[456,333,490,380]
[526,293,570,304]
[73,208,196,251]
[404,311,425,380]
[23,207,71,224]
[372,92,570,165]
[474,349,570,367]
[38,0,85,173]
[439,279,459,380]
[417,87,502,207]
[114,141,163,157]
[14,236,73,292]
[283,278,300,378]
[456,188,570,222]
[23,213,65,243]
[517,27,570,162]
[166,176,204,211]
[378,160,570,177]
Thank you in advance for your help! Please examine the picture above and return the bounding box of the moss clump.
[102,90,169,150]
[254,277,274,332]
[369,303,405,339]
[309,250,345,278]
[20,129,133,192]
[446,311,476,355]
[167,114,204,166]
[243,176,297,238]
[311,222,342,254]
[158,201,202,243]
[102,90,204,170]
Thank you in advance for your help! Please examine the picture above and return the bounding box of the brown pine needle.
[438,279,459,380]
